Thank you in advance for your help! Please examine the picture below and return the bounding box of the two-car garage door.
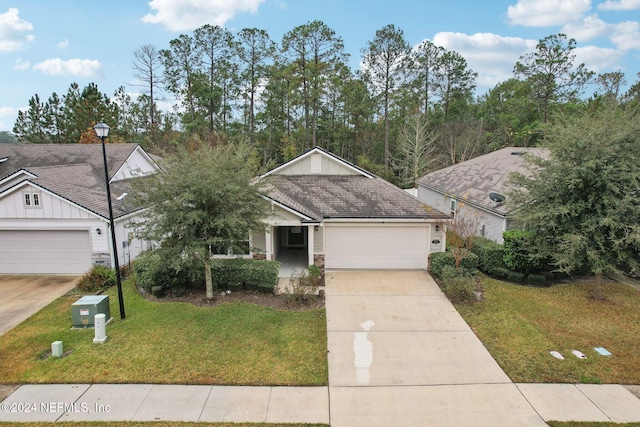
[324,224,429,269]
[0,230,92,274]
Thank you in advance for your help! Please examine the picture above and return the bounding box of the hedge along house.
[416,147,548,244]
[251,147,449,275]
[0,144,161,274]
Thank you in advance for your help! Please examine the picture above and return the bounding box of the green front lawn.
[0,279,327,386]
[455,276,640,384]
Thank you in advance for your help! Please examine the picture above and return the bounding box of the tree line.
[11,23,640,186]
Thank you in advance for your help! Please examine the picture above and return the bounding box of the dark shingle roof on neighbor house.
[0,144,144,219]
[416,147,548,216]
[261,150,449,222]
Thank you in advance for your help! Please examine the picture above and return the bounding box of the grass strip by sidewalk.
[454,276,640,384]
[548,423,640,427]
[0,279,327,386]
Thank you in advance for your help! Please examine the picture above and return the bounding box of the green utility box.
[71,295,110,328]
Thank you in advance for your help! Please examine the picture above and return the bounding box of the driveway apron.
[325,270,546,427]
[0,275,79,336]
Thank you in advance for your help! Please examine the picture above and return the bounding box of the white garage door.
[324,224,429,269]
[0,230,92,274]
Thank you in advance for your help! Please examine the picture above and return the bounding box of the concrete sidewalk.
[0,384,329,424]
[2,382,640,424]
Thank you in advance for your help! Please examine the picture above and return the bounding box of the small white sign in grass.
[594,347,612,356]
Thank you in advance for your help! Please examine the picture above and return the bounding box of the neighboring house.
[416,147,548,244]
[0,144,161,274]
[250,147,449,271]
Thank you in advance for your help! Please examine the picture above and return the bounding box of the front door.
[287,226,306,247]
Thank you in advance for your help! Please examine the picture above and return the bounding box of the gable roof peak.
[261,146,375,178]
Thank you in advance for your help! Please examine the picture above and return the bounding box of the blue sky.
[1,0,640,132]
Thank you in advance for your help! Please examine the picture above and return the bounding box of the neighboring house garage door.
[0,230,92,274]
[324,224,429,269]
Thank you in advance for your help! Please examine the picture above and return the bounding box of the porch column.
[307,225,315,267]
[266,227,273,261]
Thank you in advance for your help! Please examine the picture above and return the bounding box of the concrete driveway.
[0,275,79,336]
[325,270,547,427]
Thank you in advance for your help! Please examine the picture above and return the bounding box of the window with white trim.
[23,192,42,208]
[450,198,457,217]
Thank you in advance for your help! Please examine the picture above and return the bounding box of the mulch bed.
[138,285,325,311]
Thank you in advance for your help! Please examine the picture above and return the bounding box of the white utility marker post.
[93,313,108,344]
[51,341,63,357]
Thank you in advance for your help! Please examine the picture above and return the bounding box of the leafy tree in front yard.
[132,142,268,299]
[508,106,640,298]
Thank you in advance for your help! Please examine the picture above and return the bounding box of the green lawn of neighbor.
[454,275,640,384]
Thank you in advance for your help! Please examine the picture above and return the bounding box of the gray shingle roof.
[416,147,548,215]
[0,143,139,181]
[0,144,143,219]
[263,175,448,221]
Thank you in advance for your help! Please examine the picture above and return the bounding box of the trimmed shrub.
[429,250,478,279]
[136,252,280,295]
[77,265,116,293]
[211,259,279,293]
[527,273,547,286]
[506,270,526,283]
[490,267,509,279]
[429,252,452,278]
[460,251,480,271]
[134,250,203,293]
[471,237,505,274]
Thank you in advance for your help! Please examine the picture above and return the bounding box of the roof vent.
[511,151,525,156]
[489,192,505,203]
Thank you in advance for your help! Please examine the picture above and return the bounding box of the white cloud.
[562,14,611,41]
[33,58,101,77]
[507,0,591,27]
[57,38,69,49]
[610,20,640,49]
[142,0,266,32]
[432,32,537,89]
[0,8,35,52]
[0,106,15,117]
[13,58,30,70]
[0,107,17,131]
[557,12,640,51]
[598,0,640,10]
[575,45,625,71]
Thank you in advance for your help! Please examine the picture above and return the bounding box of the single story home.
[251,147,449,271]
[416,147,547,243]
[0,143,161,274]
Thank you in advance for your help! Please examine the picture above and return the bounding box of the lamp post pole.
[94,122,125,320]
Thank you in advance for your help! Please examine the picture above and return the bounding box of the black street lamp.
[94,122,126,320]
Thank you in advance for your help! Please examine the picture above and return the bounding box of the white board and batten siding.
[269,153,362,176]
[111,146,159,182]
[324,222,431,270]
[0,183,108,274]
